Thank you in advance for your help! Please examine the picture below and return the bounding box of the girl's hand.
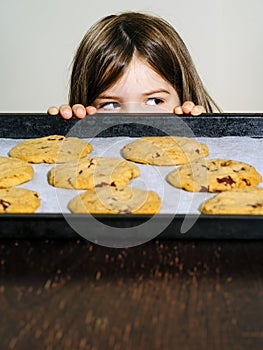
[48,101,206,118]
[47,104,97,119]
[173,101,206,116]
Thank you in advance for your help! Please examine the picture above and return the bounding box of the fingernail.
[184,103,192,112]
[192,106,201,116]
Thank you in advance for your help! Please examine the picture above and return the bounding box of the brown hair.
[69,12,220,112]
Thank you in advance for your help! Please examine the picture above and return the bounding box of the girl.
[48,12,220,119]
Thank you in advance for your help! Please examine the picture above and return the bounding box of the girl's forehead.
[108,55,168,90]
[128,54,151,69]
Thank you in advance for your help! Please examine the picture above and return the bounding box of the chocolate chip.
[217,176,235,185]
[233,167,246,173]
[67,178,74,187]
[242,178,251,186]
[0,199,10,210]
[251,203,262,208]
[48,137,64,141]
[201,165,209,170]
[220,161,231,167]
[120,208,132,214]
[87,159,95,168]
[95,182,108,188]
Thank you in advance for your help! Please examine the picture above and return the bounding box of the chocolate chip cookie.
[68,186,161,214]
[122,136,208,165]
[0,187,40,213]
[167,158,262,192]
[9,135,92,163]
[201,188,263,214]
[0,156,34,188]
[48,157,140,189]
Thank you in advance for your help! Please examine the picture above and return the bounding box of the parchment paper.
[1,136,262,214]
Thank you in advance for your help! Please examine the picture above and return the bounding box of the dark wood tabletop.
[1,238,263,350]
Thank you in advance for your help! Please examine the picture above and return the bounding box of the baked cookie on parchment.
[167,158,262,192]
[0,188,40,213]
[201,188,263,214]
[68,186,161,214]
[121,136,208,165]
[9,135,92,163]
[48,157,140,189]
[0,156,34,188]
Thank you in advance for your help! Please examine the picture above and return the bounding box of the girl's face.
[92,55,180,113]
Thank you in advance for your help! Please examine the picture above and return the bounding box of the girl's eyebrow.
[95,95,120,100]
[143,89,170,96]
[95,89,170,101]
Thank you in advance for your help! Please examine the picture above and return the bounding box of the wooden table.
[1,238,263,350]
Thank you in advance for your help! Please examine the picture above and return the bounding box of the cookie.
[121,136,208,165]
[48,157,140,189]
[9,135,92,163]
[167,158,262,192]
[201,188,263,214]
[68,186,161,214]
[0,156,34,188]
[0,188,40,213]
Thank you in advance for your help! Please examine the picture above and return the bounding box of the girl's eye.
[98,102,120,110]
[146,98,164,106]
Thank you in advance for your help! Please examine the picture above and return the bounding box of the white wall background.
[0,0,262,112]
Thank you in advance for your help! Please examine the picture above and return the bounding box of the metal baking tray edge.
[0,213,263,240]
[0,112,263,240]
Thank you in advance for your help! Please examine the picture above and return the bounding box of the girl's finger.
[86,106,97,115]
[47,106,59,115]
[59,104,73,119]
[72,104,86,119]
[181,101,195,114]
[173,106,183,115]
[191,105,206,116]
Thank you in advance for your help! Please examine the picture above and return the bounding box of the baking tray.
[0,112,263,242]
